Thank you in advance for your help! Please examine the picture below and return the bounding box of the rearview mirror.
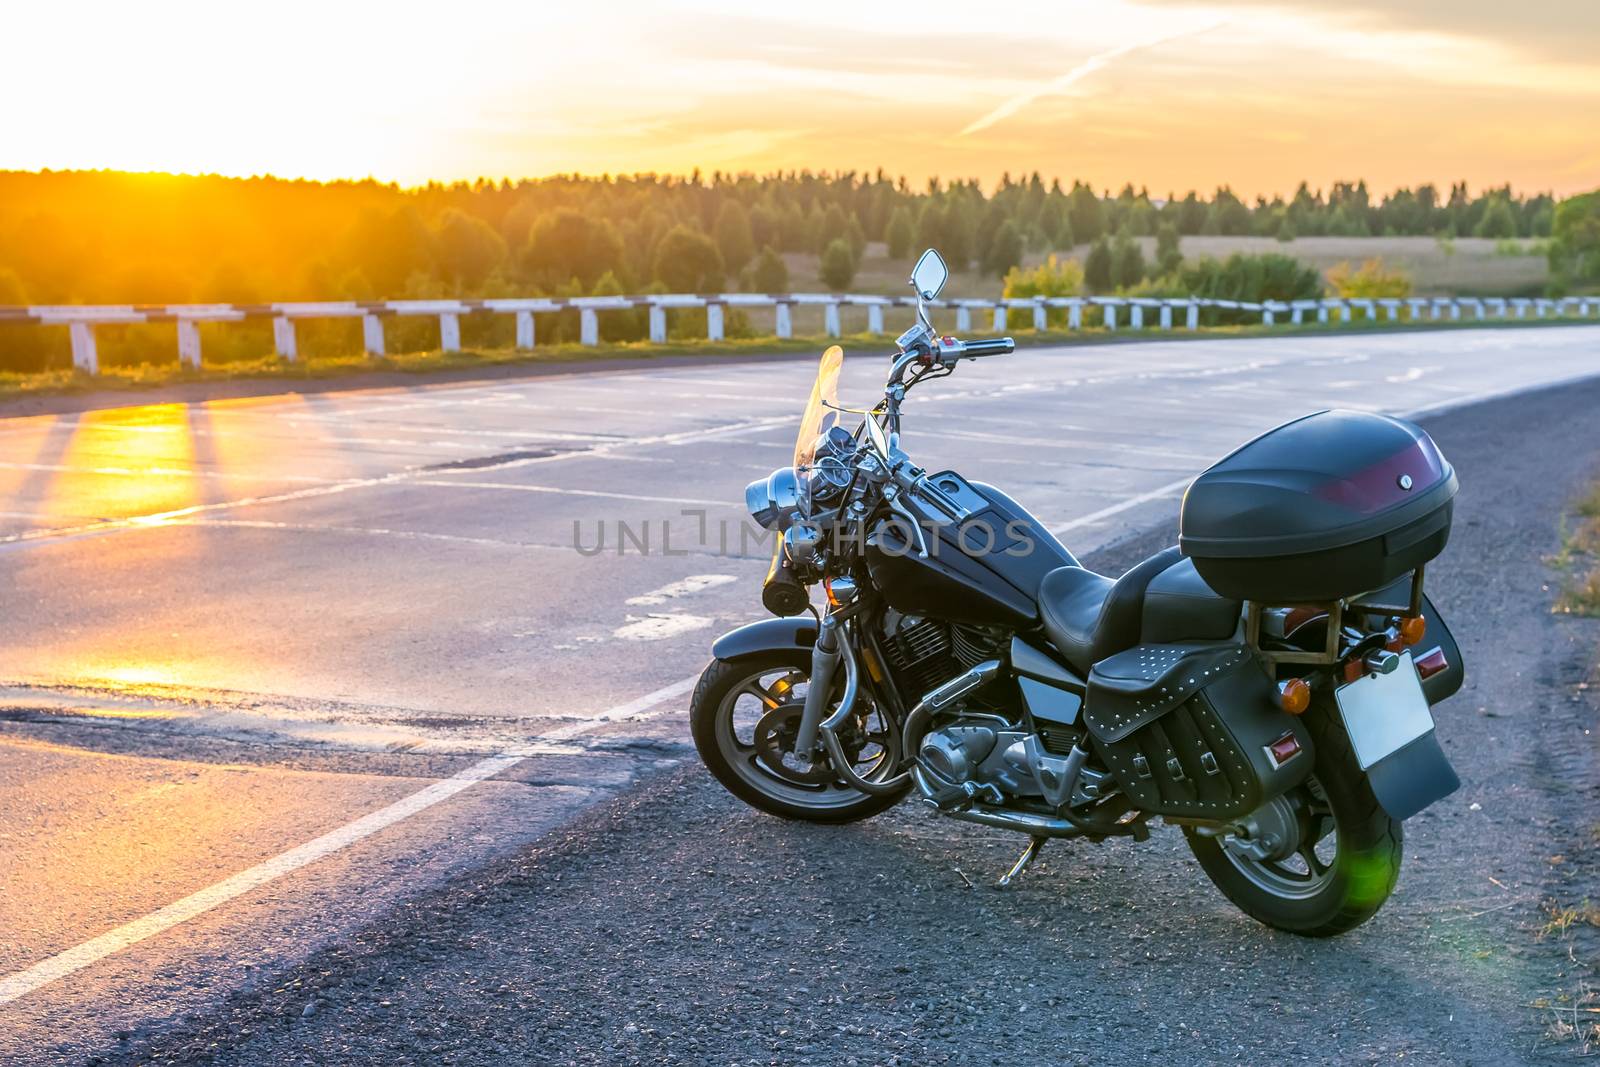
[910,249,948,301]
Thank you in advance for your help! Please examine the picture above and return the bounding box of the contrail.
[958,20,1228,136]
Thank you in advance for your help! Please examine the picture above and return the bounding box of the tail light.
[1414,646,1449,680]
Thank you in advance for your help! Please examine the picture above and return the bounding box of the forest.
[1,169,1595,373]
[0,169,1572,308]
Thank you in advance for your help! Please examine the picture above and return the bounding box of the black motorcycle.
[690,249,1463,936]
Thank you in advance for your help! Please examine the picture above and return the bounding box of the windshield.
[794,345,843,467]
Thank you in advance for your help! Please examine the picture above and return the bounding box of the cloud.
[957,20,1228,136]
[1136,0,1599,66]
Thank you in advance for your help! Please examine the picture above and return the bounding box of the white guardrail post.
[69,322,98,373]
[5,284,1593,379]
[272,315,298,360]
[362,310,387,355]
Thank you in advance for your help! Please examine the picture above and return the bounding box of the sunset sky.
[6,0,1597,197]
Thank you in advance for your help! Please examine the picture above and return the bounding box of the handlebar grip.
[962,337,1015,357]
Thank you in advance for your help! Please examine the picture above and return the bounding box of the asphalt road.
[2,325,1598,1064]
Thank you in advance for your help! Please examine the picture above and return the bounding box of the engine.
[878,610,1006,699]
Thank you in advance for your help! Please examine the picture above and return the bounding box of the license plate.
[1336,652,1436,771]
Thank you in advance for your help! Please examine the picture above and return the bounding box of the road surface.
[1,325,1598,1063]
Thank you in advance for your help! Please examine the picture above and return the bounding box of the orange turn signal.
[1398,615,1427,647]
[1277,678,1311,715]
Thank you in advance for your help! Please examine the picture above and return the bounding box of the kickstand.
[996,835,1048,889]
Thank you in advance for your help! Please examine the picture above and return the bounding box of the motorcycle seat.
[1037,546,1183,674]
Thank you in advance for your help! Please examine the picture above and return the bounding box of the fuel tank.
[863,472,1075,627]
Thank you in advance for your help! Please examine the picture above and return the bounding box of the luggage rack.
[1245,567,1426,666]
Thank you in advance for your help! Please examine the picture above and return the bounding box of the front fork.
[792,612,844,765]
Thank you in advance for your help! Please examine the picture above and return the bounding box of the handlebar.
[939,336,1014,361]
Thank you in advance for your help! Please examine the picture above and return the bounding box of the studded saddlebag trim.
[1083,644,1252,743]
[1085,643,1314,820]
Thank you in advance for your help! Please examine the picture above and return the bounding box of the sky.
[4,0,1598,197]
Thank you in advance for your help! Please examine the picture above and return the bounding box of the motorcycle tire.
[1186,692,1403,937]
[690,651,909,824]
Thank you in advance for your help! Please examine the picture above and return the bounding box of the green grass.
[1553,480,1600,615]
[0,315,1595,406]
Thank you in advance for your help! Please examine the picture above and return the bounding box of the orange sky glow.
[5,0,1597,197]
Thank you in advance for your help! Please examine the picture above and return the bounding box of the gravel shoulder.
[96,377,1600,1066]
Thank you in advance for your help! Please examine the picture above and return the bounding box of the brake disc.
[754,704,837,786]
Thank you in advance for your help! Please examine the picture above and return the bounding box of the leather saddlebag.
[1084,643,1314,820]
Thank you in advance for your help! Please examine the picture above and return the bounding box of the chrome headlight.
[745,466,802,530]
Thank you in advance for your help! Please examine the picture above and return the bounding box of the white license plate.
[1336,652,1436,771]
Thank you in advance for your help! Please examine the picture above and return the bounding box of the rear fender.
[711,617,818,661]
[1365,730,1460,821]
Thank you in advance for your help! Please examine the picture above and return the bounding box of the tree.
[819,203,850,254]
[914,202,944,258]
[652,224,725,292]
[1155,222,1181,273]
[1548,190,1600,291]
[0,266,26,305]
[1036,197,1072,250]
[713,201,756,274]
[885,205,914,259]
[941,197,977,269]
[1084,237,1114,292]
[339,206,435,295]
[745,245,789,293]
[1474,196,1517,239]
[434,208,507,293]
[819,238,858,291]
[985,220,1025,280]
[1111,232,1145,289]
[521,209,624,290]
[1068,183,1106,245]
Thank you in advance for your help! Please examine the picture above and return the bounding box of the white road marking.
[1050,476,1194,535]
[626,574,739,605]
[0,670,705,1007]
[0,752,523,1008]
[612,613,715,641]
[411,479,729,508]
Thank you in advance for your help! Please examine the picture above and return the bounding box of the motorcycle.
[690,248,1464,936]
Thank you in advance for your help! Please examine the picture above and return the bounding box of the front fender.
[711,617,818,661]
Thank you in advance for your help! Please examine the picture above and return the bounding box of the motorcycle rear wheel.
[1185,694,1402,937]
[690,651,909,823]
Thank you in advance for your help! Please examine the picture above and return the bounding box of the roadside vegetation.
[0,170,1592,375]
[1530,899,1600,1054]
[1552,480,1600,615]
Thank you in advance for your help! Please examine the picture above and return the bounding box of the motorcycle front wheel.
[690,650,910,823]
[1185,694,1403,937]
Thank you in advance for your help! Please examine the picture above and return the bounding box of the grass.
[1532,901,1600,1054]
[1552,481,1600,615]
[1,315,1596,407]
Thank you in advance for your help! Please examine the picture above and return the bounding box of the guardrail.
[2,292,1596,375]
